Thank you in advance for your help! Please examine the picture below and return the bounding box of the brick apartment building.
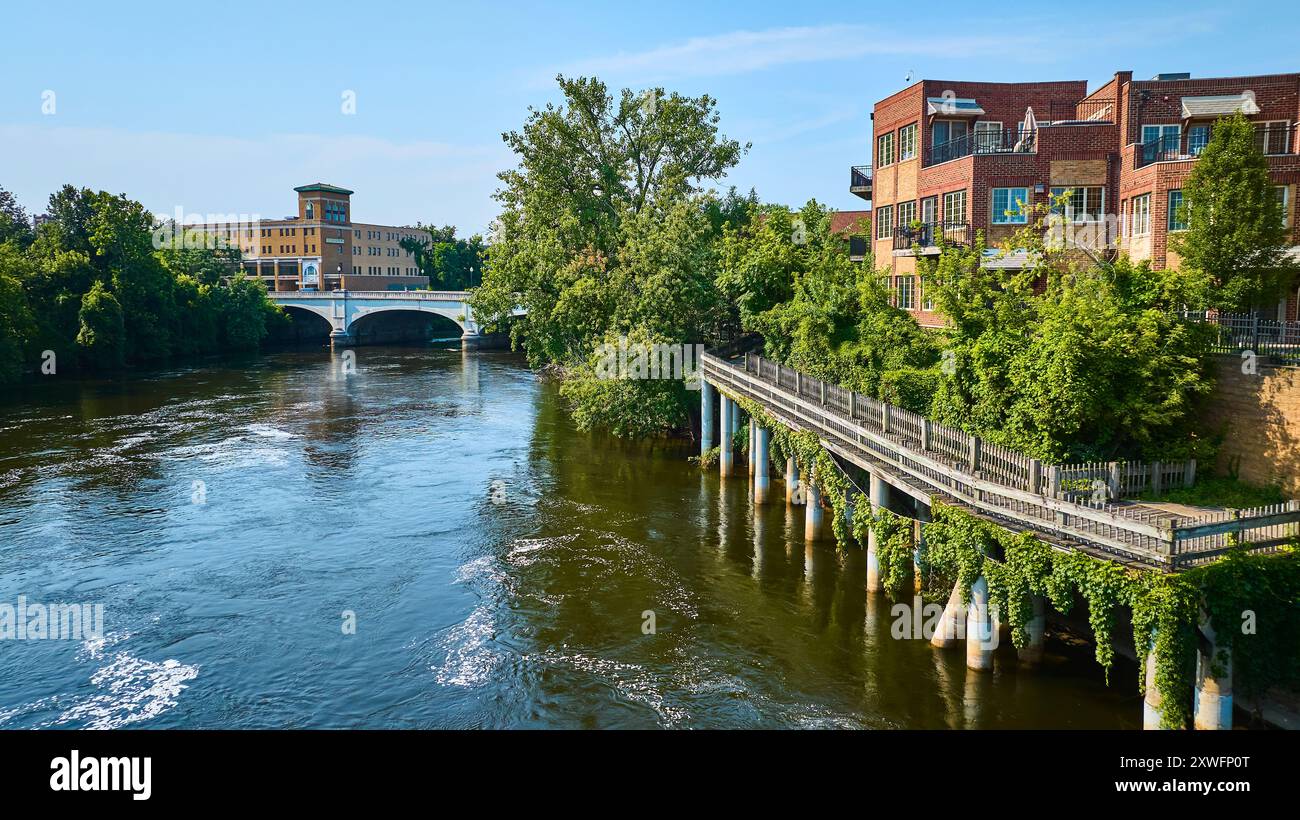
[189,183,429,292]
[851,70,1300,327]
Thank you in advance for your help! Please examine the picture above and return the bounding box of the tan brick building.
[192,183,429,292]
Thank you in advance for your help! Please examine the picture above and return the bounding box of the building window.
[897,200,916,229]
[875,205,894,239]
[896,276,915,310]
[878,132,895,167]
[1168,190,1187,232]
[1276,186,1291,228]
[942,190,967,224]
[1188,125,1211,156]
[1050,186,1105,222]
[898,124,917,161]
[991,187,1030,224]
[1141,124,1180,152]
[920,196,937,224]
[1256,122,1292,155]
[1132,194,1151,236]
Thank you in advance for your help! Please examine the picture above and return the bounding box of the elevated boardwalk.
[703,351,1299,571]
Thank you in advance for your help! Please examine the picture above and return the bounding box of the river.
[0,344,1139,728]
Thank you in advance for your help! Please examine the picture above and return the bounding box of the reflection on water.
[0,345,1139,728]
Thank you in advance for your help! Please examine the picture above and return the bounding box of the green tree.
[470,75,746,436]
[0,247,36,383]
[1171,113,1297,312]
[76,280,125,369]
[400,225,486,289]
[0,187,34,247]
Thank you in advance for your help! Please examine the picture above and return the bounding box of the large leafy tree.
[1171,113,1297,312]
[0,187,33,247]
[472,75,746,436]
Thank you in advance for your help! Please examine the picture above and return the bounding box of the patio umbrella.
[1015,106,1037,151]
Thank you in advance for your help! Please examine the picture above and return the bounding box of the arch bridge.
[268,290,520,346]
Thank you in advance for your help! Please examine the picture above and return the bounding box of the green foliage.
[1171,113,1298,312]
[0,184,284,380]
[1141,475,1286,508]
[472,75,746,437]
[400,225,486,289]
[855,506,915,598]
[922,199,1215,462]
[76,280,125,369]
[742,205,940,408]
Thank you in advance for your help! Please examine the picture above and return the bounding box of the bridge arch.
[347,307,465,344]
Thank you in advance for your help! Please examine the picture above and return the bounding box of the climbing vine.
[706,394,1300,729]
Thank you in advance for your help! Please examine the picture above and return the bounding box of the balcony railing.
[926,127,1036,166]
[892,221,970,252]
[1138,123,1295,167]
[1047,99,1116,123]
[1183,310,1300,367]
[849,165,873,200]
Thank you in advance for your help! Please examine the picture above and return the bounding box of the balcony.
[892,221,971,253]
[926,127,1035,167]
[1137,123,1294,167]
[849,165,872,200]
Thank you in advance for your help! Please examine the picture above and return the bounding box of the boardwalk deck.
[703,351,1300,571]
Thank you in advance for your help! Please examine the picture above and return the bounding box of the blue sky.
[2,1,1297,234]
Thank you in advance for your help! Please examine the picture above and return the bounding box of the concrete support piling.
[748,418,756,477]
[914,503,931,594]
[753,425,771,505]
[1018,595,1046,667]
[804,463,824,542]
[785,457,801,505]
[1193,616,1233,730]
[865,473,887,594]
[1143,641,1166,730]
[719,394,735,478]
[930,579,967,649]
[700,381,716,456]
[965,575,996,671]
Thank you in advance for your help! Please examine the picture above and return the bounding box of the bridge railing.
[269,290,471,301]
[706,351,1299,569]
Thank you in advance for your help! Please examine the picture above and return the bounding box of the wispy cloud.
[545,15,1227,85]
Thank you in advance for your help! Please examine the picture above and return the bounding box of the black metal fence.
[850,165,872,191]
[927,127,1035,166]
[1139,123,1294,167]
[892,221,971,251]
[1183,311,1300,366]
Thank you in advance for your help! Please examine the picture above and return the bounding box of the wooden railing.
[705,351,1300,570]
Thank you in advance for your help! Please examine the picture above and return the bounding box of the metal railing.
[850,165,873,193]
[1184,310,1300,367]
[1138,123,1294,167]
[703,350,1300,569]
[1048,98,1116,123]
[892,221,970,251]
[269,290,470,301]
[927,127,1036,166]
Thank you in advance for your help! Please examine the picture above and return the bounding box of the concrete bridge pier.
[753,425,771,505]
[719,394,735,477]
[804,463,824,542]
[330,328,357,347]
[1018,595,1047,666]
[1142,634,1166,730]
[701,381,716,456]
[1193,615,1233,730]
[785,457,801,505]
[913,503,931,594]
[865,473,888,593]
[748,419,756,477]
[965,575,997,671]
[931,579,968,649]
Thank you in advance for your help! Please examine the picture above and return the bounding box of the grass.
[1140,475,1288,509]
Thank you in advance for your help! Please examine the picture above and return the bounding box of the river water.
[0,345,1139,728]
